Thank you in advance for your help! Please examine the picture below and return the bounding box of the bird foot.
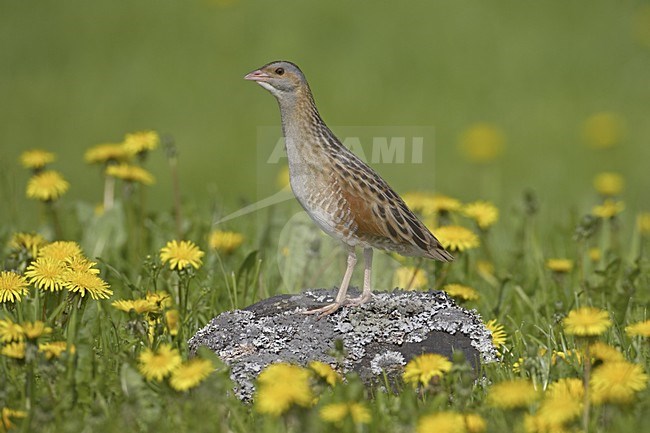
[344,293,372,307]
[302,302,343,319]
[302,293,373,318]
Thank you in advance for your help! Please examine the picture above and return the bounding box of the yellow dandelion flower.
[431,194,463,214]
[348,402,371,425]
[63,271,113,300]
[26,170,69,201]
[394,266,428,290]
[160,240,205,270]
[39,341,76,360]
[165,309,179,336]
[9,232,47,257]
[65,256,99,274]
[549,349,583,366]
[512,357,525,374]
[403,192,433,214]
[0,319,24,343]
[545,259,573,273]
[169,358,214,391]
[590,361,648,405]
[138,344,182,381]
[319,403,347,424]
[582,112,625,149]
[20,149,55,169]
[123,130,160,155]
[443,283,480,301]
[486,319,507,353]
[417,411,467,433]
[537,392,582,428]
[463,201,499,229]
[434,225,479,252]
[208,230,244,254]
[309,361,340,386]
[593,172,624,196]
[464,413,486,433]
[563,307,612,337]
[84,143,131,164]
[39,241,83,262]
[277,165,290,189]
[257,363,310,386]
[22,321,52,339]
[403,353,452,387]
[146,291,172,308]
[524,399,581,433]
[112,299,159,315]
[459,122,505,163]
[626,319,650,337]
[0,271,29,303]
[320,402,371,425]
[637,212,650,236]
[522,415,543,433]
[488,380,539,409]
[106,163,155,185]
[588,247,601,263]
[404,192,461,216]
[1,407,27,431]
[589,341,625,363]
[547,378,584,400]
[25,257,66,292]
[1,342,26,359]
[255,363,313,416]
[592,199,625,219]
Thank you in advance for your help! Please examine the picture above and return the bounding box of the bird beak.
[244,69,271,82]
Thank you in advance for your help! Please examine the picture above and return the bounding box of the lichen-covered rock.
[189,288,498,400]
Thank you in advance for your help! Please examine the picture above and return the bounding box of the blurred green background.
[2,0,649,228]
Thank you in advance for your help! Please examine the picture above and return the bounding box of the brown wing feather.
[340,188,385,236]
[324,129,452,262]
[338,171,453,262]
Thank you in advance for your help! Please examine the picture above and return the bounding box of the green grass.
[1,1,650,432]
[2,146,649,432]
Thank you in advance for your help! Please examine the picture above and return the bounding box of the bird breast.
[285,140,357,244]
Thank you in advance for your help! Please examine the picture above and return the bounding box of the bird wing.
[316,124,452,262]
[333,154,453,262]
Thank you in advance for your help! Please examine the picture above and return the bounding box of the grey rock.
[189,288,498,400]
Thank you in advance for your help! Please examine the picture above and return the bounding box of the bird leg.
[345,247,373,306]
[303,247,357,317]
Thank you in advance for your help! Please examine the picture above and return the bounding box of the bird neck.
[276,87,324,143]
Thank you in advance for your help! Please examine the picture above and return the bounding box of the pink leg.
[303,247,357,317]
[346,247,373,306]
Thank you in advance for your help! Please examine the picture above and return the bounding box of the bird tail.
[426,244,454,262]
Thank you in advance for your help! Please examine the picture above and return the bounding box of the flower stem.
[407,258,423,290]
[124,183,138,269]
[20,355,35,433]
[138,184,147,258]
[46,201,63,239]
[433,262,450,290]
[582,343,592,433]
[166,139,183,240]
[103,175,115,211]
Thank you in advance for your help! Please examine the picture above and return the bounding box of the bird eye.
[275,67,285,75]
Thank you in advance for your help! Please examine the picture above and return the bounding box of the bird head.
[244,61,307,98]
